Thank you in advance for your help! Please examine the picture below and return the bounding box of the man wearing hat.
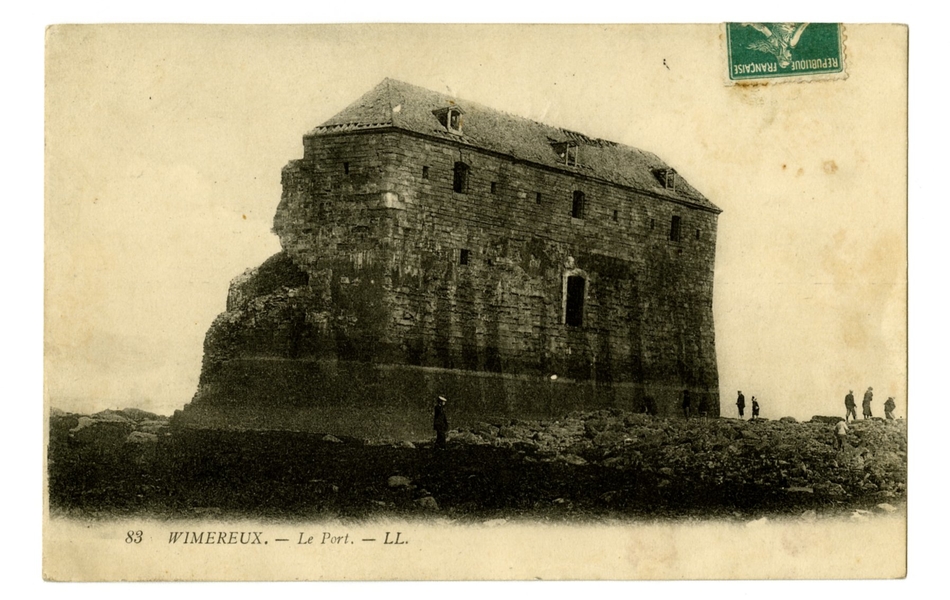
[844,390,857,422]
[862,387,874,419]
[433,396,449,449]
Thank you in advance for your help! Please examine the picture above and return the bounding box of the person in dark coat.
[751,397,760,420]
[736,391,745,418]
[681,389,691,419]
[845,390,857,422]
[884,397,896,420]
[433,395,449,449]
[862,387,874,419]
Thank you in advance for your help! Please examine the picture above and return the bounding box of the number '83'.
[125,530,143,544]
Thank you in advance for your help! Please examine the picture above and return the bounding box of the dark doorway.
[566,275,585,327]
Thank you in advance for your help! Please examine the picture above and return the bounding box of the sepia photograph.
[42,22,908,581]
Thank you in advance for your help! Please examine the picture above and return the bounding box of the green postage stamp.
[725,23,845,83]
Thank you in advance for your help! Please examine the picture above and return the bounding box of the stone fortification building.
[177,79,722,437]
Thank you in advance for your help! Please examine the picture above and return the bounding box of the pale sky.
[45,24,907,420]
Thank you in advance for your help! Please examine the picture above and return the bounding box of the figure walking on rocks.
[751,397,760,420]
[834,419,849,450]
[736,391,745,419]
[884,397,896,420]
[862,387,874,419]
[433,395,449,450]
[845,390,857,422]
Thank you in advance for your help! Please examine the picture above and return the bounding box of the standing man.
[884,397,896,420]
[433,395,449,449]
[682,389,691,420]
[863,387,874,419]
[736,391,746,419]
[845,390,857,422]
[834,419,849,450]
[751,397,760,420]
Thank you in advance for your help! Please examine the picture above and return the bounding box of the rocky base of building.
[48,408,904,520]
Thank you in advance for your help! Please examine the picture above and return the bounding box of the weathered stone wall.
[264,129,719,418]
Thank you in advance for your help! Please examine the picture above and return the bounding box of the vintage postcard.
[44,23,907,581]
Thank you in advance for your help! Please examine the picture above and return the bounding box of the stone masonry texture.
[178,79,722,438]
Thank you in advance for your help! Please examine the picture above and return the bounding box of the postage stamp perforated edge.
[721,22,849,86]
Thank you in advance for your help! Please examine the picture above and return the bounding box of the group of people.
[835,388,899,451]
[844,387,897,422]
[734,391,760,420]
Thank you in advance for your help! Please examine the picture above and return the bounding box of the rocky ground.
[48,408,906,522]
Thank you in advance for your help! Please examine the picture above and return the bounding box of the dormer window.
[553,141,578,167]
[433,105,465,134]
[652,167,677,190]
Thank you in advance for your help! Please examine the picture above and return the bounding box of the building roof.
[308,79,719,213]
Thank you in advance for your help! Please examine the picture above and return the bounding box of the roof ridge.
[308,78,719,213]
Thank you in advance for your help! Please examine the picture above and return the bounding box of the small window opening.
[422,166,429,179]
[343,162,350,175]
[565,276,586,327]
[490,181,497,194]
[554,142,579,167]
[459,249,470,265]
[572,191,586,219]
[670,215,682,242]
[433,106,465,134]
[453,162,469,194]
[652,167,677,190]
[650,218,655,230]
[695,229,701,240]
[536,192,542,204]
[612,209,618,222]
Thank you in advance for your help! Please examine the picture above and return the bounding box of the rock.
[364,438,394,446]
[850,511,870,522]
[69,418,135,444]
[91,410,132,423]
[322,434,343,443]
[415,496,439,510]
[584,419,609,437]
[746,517,769,527]
[593,431,626,447]
[118,408,163,422]
[813,482,847,497]
[449,431,483,444]
[482,518,508,527]
[498,426,518,438]
[392,440,415,449]
[125,431,158,444]
[473,422,499,437]
[387,476,411,488]
[137,420,169,434]
[778,416,798,424]
[69,416,97,433]
[875,503,897,513]
[786,486,814,494]
[800,510,818,522]
[658,467,674,477]
[810,416,843,425]
[555,454,588,466]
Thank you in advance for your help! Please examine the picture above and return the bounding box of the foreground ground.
[48,408,906,521]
